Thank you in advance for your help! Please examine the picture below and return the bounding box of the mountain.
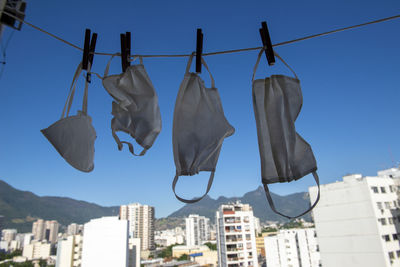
[0,179,312,233]
[168,186,311,222]
[0,180,119,233]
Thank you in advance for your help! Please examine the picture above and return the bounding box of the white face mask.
[252,48,320,219]
[172,53,235,203]
[102,56,162,156]
[41,63,96,172]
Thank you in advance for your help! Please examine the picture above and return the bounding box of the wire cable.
[0,29,16,79]
[2,11,400,58]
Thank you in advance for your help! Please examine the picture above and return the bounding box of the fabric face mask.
[252,48,320,219]
[41,63,96,172]
[172,53,235,203]
[101,56,162,156]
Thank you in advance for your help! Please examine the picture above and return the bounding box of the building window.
[393,234,398,240]
[389,218,394,224]
[371,186,379,193]
[390,185,395,192]
[379,218,387,225]
[381,187,387,193]
[394,201,398,208]
[247,242,252,249]
[383,235,390,242]
[397,250,400,258]
[377,202,383,209]
[389,252,394,260]
[385,202,391,209]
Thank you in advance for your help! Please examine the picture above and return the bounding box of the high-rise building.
[264,228,320,267]
[120,203,155,251]
[253,217,261,236]
[185,214,210,246]
[32,219,59,243]
[128,238,141,267]
[81,216,129,267]
[56,235,83,267]
[1,229,17,242]
[216,201,259,267]
[67,223,83,236]
[46,220,59,244]
[32,219,46,241]
[309,169,400,267]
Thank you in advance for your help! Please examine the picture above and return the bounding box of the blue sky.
[0,0,399,218]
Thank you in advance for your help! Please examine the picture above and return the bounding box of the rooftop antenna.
[389,146,396,168]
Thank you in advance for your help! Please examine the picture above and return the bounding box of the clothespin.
[82,29,98,82]
[259,21,275,66]
[196,28,203,73]
[120,32,132,72]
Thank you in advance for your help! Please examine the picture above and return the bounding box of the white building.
[56,235,83,267]
[216,202,258,267]
[309,169,400,267]
[264,228,320,267]
[155,227,185,247]
[253,217,261,236]
[32,219,46,241]
[32,219,59,243]
[128,238,141,267]
[120,203,155,251]
[67,223,83,236]
[1,229,17,242]
[81,216,129,267]
[186,214,210,246]
[23,233,34,247]
[23,240,51,260]
[46,220,59,244]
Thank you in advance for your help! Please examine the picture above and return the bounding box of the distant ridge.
[0,180,312,233]
[0,180,119,232]
[168,186,311,222]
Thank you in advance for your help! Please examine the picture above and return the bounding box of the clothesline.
[2,11,400,58]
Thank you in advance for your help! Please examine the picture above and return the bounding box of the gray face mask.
[102,56,162,156]
[41,63,96,172]
[172,53,235,203]
[252,48,320,219]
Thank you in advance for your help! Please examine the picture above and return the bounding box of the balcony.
[226,238,243,243]
[223,210,235,215]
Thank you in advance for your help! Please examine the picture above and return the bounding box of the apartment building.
[23,240,51,260]
[81,216,129,267]
[56,234,83,267]
[1,229,17,243]
[309,169,400,267]
[186,214,210,246]
[32,219,59,243]
[264,228,320,267]
[216,202,258,267]
[120,203,155,251]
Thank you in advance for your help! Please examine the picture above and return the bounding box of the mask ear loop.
[263,172,320,219]
[252,48,299,83]
[172,172,215,204]
[61,62,83,119]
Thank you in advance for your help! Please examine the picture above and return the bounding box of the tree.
[159,244,174,259]
[204,242,217,251]
[178,254,189,261]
